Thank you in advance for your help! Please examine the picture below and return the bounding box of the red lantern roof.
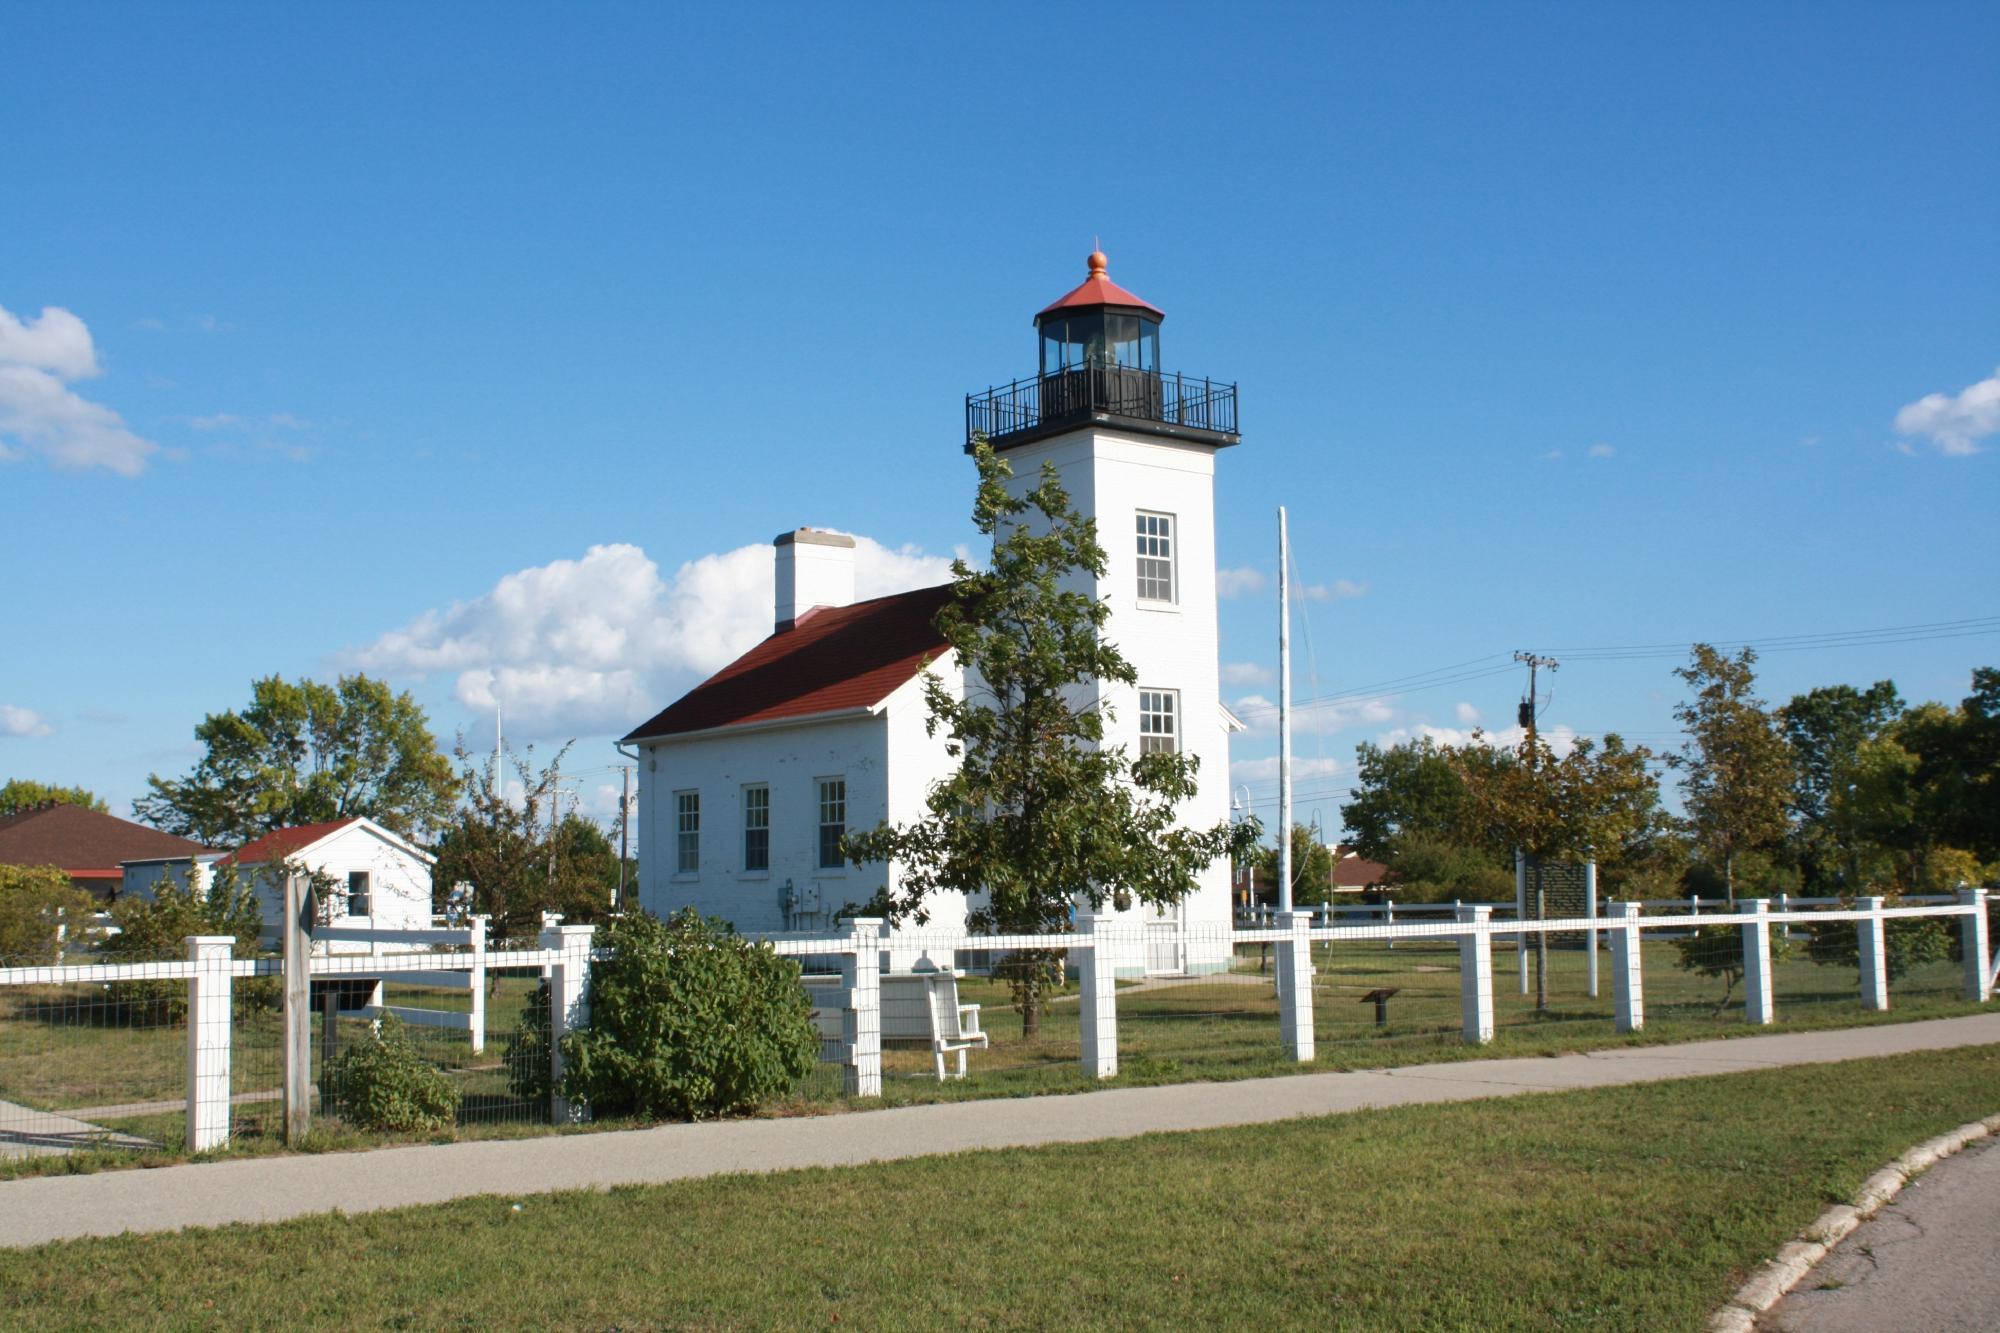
[1035,250,1164,321]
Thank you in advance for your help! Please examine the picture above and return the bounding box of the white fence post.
[1275,910,1315,1062]
[1457,904,1495,1044]
[841,917,883,1098]
[1584,861,1600,999]
[541,922,596,1123]
[1609,901,1644,1033]
[1856,895,1889,1011]
[185,935,234,1153]
[1384,898,1396,951]
[467,915,488,1055]
[1742,898,1774,1025]
[1961,888,1992,1003]
[281,871,313,1145]
[1076,912,1117,1079]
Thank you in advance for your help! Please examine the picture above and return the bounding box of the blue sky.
[3,3,1996,836]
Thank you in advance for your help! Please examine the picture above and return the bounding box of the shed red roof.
[624,585,954,742]
[223,818,361,867]
[0,804,211,875]
[1036,251,1164,321]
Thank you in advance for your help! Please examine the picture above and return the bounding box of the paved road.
[0,1012,1994,1249]
[1764,1133,2000,1332]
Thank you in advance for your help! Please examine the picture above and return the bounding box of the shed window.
[346,871,372,918]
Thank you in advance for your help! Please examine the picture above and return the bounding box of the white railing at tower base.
[1,891,1989,1156]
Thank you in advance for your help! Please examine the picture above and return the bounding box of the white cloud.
[1221,661,1274,687]
[0,303,158,476]
[1376,721,1578,756]
[1229,754,1342,784]
[0,705,53,738]
[1233,692,1396,737]
[1216,566,1266,599]
[1540,449,1563,461]
[1297,579,1366,602]
[1454,701,1481,725]
[1894,367,2000,457]
[350,535,955,738]
[1587,443,1616,459]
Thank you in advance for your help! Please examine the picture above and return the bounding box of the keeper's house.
[623,253,1245,977]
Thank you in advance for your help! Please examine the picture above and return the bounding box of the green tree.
[1457,730,1662,1010]
[1341,737,1511,897]
[432,739,614,940]
[844,442,1254,1035]
[1670,645,1793,902]
[102,861,279,1020]
[0,864,99,963]
[1251,823,1337,907]
[136,674,457,847]
[1779,680,1903,891]
[0,780,108,817]
[1377,833,1518,903]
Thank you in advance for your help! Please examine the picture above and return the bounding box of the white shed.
[220,817,436,949]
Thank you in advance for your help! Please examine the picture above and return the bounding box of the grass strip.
[2,1044,1995,1330]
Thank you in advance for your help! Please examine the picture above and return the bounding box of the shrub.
[1807,894,1952,982]
[323,1014,460,1133]
[1673,923,1793,1012]
[559,909,819,1121]
[0,865,98,963]
[503,979,553,1108]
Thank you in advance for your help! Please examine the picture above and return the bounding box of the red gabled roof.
[0,804,212,873]
[624,585,954,742]
[1036,250,1164,321]
[223,818,361,867]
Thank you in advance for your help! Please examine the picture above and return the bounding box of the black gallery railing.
[966,367,1239,445]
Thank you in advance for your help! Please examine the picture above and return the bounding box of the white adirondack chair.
[924,973,987,1080]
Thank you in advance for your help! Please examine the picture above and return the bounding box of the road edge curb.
[1706,1109,2000,1332]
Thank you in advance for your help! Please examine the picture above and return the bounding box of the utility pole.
[1277,507,1293,914]
[615,765,631,910]
[1514,650,1559,1011]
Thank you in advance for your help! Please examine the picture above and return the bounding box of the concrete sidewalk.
[2,1012,1996,1250]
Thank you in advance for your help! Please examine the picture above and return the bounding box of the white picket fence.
[2,891,1991,1157]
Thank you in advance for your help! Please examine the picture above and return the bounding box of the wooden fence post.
[1856,896,1889,1011]
[1742,899,1774,1025]
[185,935,234,1152]
[1075,912,1118,1079]
[840,918,883,1098]
[541,922,596,1124]
[282,872,312,1145]
[1457,904,1495,1044]
[1961,888,1992,1003]
[1609,901,1644,1033]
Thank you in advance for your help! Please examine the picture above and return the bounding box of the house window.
[817,779,846,869]
[1136,512,1176,603]
[1139,689,1179,755]
[675,791,700,874]
[743,785,770,872]
[346,871,372,918]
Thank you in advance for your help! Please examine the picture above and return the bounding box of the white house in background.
[624,252,1245,976]
[120,817,436,949]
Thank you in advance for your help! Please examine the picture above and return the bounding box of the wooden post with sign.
[282,872,313,1144]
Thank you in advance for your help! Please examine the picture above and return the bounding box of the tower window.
[1139,689,1179,755]
[1136,512,1176,603]
[743,785,769,872]
[817,778,846,869]
[675,791,700,874]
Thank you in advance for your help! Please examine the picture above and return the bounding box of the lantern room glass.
[1040,313,1160,375]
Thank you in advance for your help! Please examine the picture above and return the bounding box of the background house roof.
[0,804,212,878]
[624,584,953,741]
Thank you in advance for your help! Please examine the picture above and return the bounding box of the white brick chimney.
[773,528,856,630]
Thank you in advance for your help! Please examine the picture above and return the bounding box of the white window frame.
[816,777,847,872]
[742,784,770,875]
[674,790,700,876]
[345,870,372,919]
[1135,511,1177,605]
[1138,688,1180,755]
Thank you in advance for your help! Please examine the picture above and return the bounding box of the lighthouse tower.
[965,252,1242,975]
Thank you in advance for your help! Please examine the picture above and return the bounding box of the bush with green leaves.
[104,863,275,1021]
[503,978,553,1107]
[1806,894,1952,982]
[559,909,819,1121]
[0,864,98,964]
[323,1014,461,1134]
[1673,923,1793,1012]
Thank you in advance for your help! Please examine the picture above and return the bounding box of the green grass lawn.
[4,1044,1995,1330]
